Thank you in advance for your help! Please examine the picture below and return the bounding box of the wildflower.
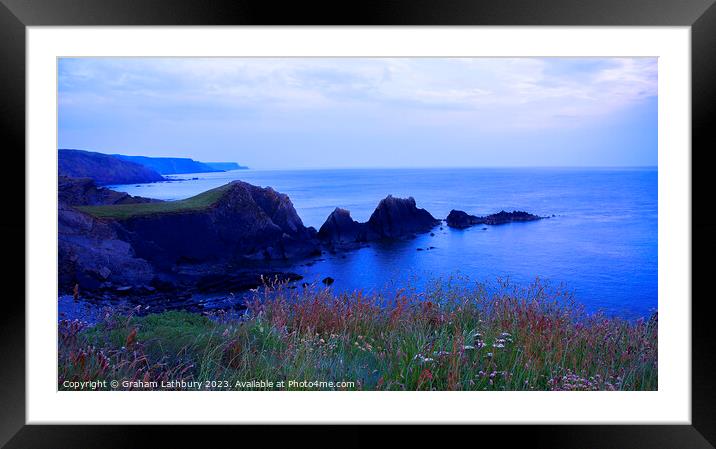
[486,352,493,359]
[462,345,475,350]
[413,353,434,363]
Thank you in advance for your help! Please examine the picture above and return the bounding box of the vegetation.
[77,183,232,220]
[58,280,657,391]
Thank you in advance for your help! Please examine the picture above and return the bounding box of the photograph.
[57,56,658,392]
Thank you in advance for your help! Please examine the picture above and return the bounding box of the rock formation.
[366,195,441,239]
[446,209,542,229]
[319,195,440,248]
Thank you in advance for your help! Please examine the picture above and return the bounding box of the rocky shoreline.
[59,176,547,312]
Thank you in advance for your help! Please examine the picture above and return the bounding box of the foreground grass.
[58,280,657,391]
[77,183,232,219]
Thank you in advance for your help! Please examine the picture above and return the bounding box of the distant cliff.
[59,149,165,185]
[203,162,248,171]
[114,155,223,175]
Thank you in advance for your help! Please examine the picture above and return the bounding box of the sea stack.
[318,195,440,248]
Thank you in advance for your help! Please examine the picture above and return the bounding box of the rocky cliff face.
[58,177,162,291]
[58,202,156,291]
[111,181,320,270]
[319,195,440,248]
[446,209,542,229]
[59,179,321,294]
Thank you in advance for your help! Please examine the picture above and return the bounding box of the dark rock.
[318,195,439,249]
[322,276,335,286]
[58,201,155,293]
[366,195,440,239]
[430,232,435,236]
[318,207,366,245]
[483,210,542,225]
[446,209,486,229]
[446,209,543,229]
[416,248,424,251]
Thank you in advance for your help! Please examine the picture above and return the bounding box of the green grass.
[58,280,658,391]
[76,183,233,220]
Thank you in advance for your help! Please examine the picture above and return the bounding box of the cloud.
[57,57,657,167]
[59,57,656,119]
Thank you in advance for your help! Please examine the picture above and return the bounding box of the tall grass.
[58,279,657,391]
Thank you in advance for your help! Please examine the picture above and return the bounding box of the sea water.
[110,167,657,318]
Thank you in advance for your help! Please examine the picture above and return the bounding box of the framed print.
[2,0,715,447]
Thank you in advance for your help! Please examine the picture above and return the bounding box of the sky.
[58,58,657,169]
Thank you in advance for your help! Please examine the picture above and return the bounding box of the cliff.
[78,181,320,271]
[203,162,248,171]
[59,149,165,185]
[114,155,223,174]
[58,180,159,291]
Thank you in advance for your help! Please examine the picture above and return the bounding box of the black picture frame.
[1,0,714,447]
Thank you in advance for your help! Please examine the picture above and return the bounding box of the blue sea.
[110,167,658,319]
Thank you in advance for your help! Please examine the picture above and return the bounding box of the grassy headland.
[58,280,657,391]
[77,183,232,220]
